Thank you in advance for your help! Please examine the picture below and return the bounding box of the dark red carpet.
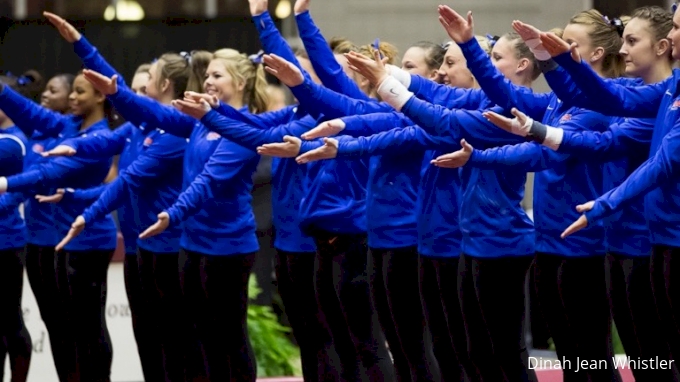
[258,368,636,382]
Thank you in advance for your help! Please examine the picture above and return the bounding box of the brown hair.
[568,9,630,78]
[212,48,270,114]
[631,6,673,60]
[155,50,212,99]
[329,37,359,54]
[501,32,542,80]
[0,70,44,102]
[410,41,446,71]
[134,63,152,75]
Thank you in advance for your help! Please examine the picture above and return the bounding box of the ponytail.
[212,48,270,114]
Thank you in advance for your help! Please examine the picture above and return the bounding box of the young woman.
[259,27,543,380]
[473,8,677,381]
[0,72,38,382]
[36,12,195,382]
[487,5,680,374]
[0,69,119,382]
[84,45,268,381]
[0,71,76,382]
[435,6,624,381]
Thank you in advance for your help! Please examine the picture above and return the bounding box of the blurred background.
[0,0,672,380]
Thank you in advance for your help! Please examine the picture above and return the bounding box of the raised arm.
[458,38,551,120]
[0,84,71,137]
[108,85,196,138]
[549,50,667,117]
[290,77,390,119]
[294,9,369,100]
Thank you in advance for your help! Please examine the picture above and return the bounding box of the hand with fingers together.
[82,69,119,95]
[184,91,219,108]
[248,0,268,16]
[257,136,302,158]
[561,201,594,238]
[511,20,551,60]
[294,0,310,15]
[539,32,581,62]
[345,50,389,87]
[55,215,86,252]
[482,108,533,137]
[263,54,305,87]
[430,139,474,168]
[43,12,81,43]
[172,98,211,120]
[35,189,65,203]
[301,119,346,140]
[437,5,474,43]
[139,212,170,239]
[41,144,77,158]
[296,138,339,164]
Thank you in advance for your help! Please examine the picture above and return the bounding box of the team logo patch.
[560,114,572,122]
[143,137,153,146]
[32,144,44,153]
[206,132,221,141]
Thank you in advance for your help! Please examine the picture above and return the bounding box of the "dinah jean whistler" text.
[529,357,675,372]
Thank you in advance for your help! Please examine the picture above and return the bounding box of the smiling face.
[437,44,475,88]
[68,74,105,117]
[41,76,71,113]
[203,59,244,104]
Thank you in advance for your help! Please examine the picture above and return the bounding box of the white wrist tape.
[542,126,565,150]
[386,64,412,88]
[0,177,7,193]
[377,76,414,111]
[525,38,552,61]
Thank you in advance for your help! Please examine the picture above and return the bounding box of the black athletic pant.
[370,247,440,382]
[60,249,114,382]
[276,250,341,382]
[138,248,188,382]
[371,247,440,382]
[606,252,680,381]
[0,248,31,382]
[527,260,550,350]
[124,252,163,382]
[179,248,257,382]
[459,253,537,382]
[534,253,621,382]
[312,231,394,382]
[651,245,680,378]
[420,255,470,382]
[25,244,71,382]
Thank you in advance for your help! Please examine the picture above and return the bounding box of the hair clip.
[179,51,192,65]
[151,58,158,64]
[486,34,499,47]
[673,2,678,13]
[16,75,33,86]
[248,50,265,65]
[441,41,453,50]
[373,38,383,59]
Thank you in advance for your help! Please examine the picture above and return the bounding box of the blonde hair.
[212,48,269,114]
[135,63,152,75]
[357,41,400,65]
[155,50,212,99]
[329,37,359,54]
[568,9,630,78]
[474,35,494,55]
